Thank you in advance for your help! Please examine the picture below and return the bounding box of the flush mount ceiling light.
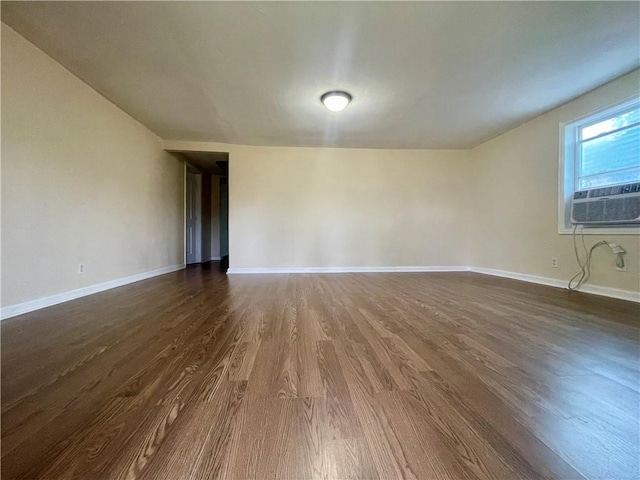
[321,91,352,112]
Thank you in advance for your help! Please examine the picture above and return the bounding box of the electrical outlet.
[551,257,558,268]
[608,242,626,254]
[78,263,84,274]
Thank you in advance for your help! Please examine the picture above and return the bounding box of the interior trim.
[0,264,186,320]
[470,266,640,303]
[226,266,470,274]
[2,263,637,321]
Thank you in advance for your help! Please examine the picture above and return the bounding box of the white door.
[186,172,202,264]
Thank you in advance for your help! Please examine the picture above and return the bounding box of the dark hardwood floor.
[1,267,638,479]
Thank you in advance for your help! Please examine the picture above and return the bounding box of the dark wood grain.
[2,267,638,479]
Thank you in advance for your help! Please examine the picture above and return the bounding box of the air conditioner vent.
[571,182,640,225]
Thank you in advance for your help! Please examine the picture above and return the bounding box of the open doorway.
[169,151,229,272]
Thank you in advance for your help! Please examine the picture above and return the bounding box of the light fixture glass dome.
[321,91,352,112]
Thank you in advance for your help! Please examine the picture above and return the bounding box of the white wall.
[470,69,640,294]
[1,25,185,308]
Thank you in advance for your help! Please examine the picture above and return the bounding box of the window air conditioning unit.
[571,182,640,225]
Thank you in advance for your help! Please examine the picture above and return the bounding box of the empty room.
[1,2,639,479]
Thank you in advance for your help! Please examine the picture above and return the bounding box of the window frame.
[558,95,640,235]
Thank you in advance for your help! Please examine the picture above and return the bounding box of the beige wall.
[211,176,221,259]
[200,173,222,261]
[201,173,212,262]
[1,25,185,307]
[165,141,473,269]
[470,69,640,293]
[231,146,474,268]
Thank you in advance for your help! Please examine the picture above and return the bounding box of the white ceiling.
[2,1,639,149]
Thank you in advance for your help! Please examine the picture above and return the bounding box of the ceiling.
[2,2,639,149]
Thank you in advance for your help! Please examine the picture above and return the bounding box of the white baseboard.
[207,257,222,261]
[1,264,186,321]
[227,266,471,274]
[228,264,639,303]
[3,263,636,321]
[470,266,640,303]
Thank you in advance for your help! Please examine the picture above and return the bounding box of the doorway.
[169,150,229,271]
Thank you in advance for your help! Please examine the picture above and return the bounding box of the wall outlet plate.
[78,263,85,274]
[551,257,558,268]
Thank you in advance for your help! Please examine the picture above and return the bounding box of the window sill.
[559,226,640,235]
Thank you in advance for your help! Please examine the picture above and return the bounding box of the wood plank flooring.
[2,267,639,479]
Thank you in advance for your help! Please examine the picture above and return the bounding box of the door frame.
[185,169,203,265]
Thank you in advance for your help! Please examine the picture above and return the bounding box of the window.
[559,96,640,234]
